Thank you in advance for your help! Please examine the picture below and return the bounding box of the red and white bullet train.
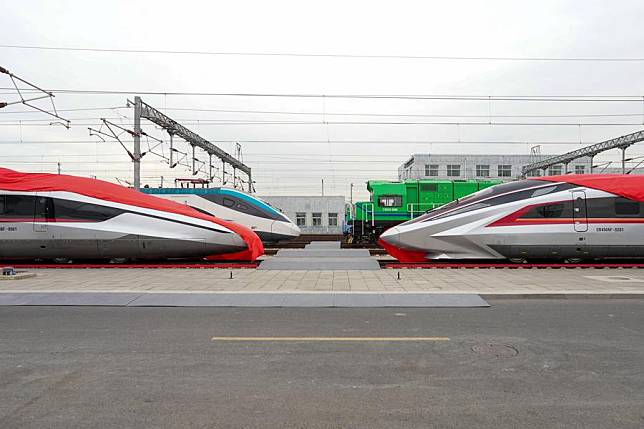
[0,168,263,261]
[379,175,644,262]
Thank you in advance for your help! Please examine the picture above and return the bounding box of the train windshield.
[404,180,568,224]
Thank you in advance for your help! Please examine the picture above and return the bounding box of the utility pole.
[350,183,353,205]
[132,96,142,190]
[321,179,325,196]
[57,162,61,175]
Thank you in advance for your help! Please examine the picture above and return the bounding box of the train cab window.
[530,186,557,198]
[0,195,36,217]
[52,198,122,221]
[521,202,572,219]
[614,198,640,216]
[536,203,565,218]
[236,202,250,211]
[378,195,402,207]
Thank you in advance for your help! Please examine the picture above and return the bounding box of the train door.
[404,181,422,219]
[572,190,588,232]
[33,195,52,232]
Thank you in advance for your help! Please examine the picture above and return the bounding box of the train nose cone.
[271,221,301,239]
[205,232,248,254]
[229,232,247,249]
[380,226,401,247]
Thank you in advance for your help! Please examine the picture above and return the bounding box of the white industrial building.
[398,154,599,181]
[259,195,345,235]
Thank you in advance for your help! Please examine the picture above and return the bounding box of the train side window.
[1,195,36,217]
[222,198,236,208]
[378,195,402,207]
[614,198,640,216]
[0,196,4,214]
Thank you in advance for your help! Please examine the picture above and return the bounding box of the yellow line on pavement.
[211,336,450,342]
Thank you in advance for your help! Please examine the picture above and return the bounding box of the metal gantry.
[128,96,252,191]
[521,129,644,177]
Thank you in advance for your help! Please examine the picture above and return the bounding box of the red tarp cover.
[378,238,428,263]
[536,174,644,202]
[0,168,263,261]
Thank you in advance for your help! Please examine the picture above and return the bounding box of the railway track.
[381,261,644,269]
[5,259,644,269]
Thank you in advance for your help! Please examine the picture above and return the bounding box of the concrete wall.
[398,154,595,181]
[259,196,346,235]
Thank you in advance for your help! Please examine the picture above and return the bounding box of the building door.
[572,190,588,232]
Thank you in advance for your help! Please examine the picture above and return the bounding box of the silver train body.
[142,187,300,243]
[380,178,644,261]
[0,190,247,260]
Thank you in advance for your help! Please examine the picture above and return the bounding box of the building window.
[549,165,562,175]
[425,164,439,176]
[296,212,306,227]
[526,169,541,177]
[378,195,402,207]
[446,165,460,177]
[328,212,338,227]
[312,212,322,226]
[476,165,490,177]
[497,165,512,177]
[575,165,585,174]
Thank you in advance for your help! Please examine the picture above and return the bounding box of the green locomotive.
[346,179,502,243]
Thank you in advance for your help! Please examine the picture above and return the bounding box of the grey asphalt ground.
[1,301,643,428]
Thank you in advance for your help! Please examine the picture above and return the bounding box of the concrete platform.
[305,241,341,249]
[260,257,381,270]
[261,241,380,270]
[0,292,489,307]
[3,268,644,297]
[275,249,371,258]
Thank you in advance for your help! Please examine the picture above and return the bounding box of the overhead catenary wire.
[2,121,644,127]
[3,107,644,119]
[1,87,643,102]
[0,139,625,145]
[2,44,644,62]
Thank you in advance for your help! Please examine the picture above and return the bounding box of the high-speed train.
[379,175,644,262]
[142,187,300,243]
[0,168,263,261]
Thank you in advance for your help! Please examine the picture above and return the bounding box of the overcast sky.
[1,0,644,200]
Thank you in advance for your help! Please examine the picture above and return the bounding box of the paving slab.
[259,258,381,270]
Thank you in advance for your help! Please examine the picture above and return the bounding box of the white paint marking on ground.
[584,276,644,283]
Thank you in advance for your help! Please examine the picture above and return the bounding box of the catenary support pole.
[622,147,627,174]
[133,96,142,189]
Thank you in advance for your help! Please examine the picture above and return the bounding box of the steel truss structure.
[128,96,252,191]
[521,129,644,177]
